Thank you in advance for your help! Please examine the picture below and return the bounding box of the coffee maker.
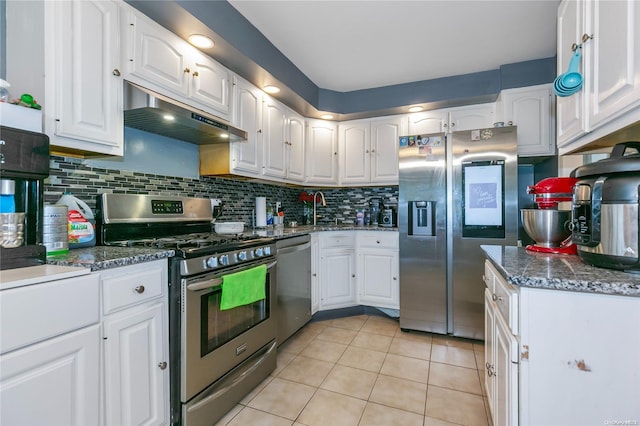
[0,126,50,269]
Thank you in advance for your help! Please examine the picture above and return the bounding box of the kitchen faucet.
[312,191,326,226]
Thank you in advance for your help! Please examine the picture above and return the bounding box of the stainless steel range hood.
[124,81,247,145]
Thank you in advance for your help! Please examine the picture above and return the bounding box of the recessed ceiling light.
[320,114,334,120]
[188,34,214,49]
[263,85,280,94]
[408,106,424,113]
[163,114,175,121]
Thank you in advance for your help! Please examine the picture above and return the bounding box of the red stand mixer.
[520,177,578,254]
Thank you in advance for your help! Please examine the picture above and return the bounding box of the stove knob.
[206,256,218,268]
[238,251,248,261]
[219,254,229,266]
[254,248,264,257]
[264,246,271,256]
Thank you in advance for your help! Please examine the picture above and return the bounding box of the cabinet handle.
[193,71,199,77]
[371,149,375,153]
[451,122,455,127]
[491,293,503,302]
[508,121,513,126]
[393,277,397,280]
[376,240,380,244]
[158,361,167,370]
[582,33,594,43]
[352,274,355,278]
[366,150,370,153]
[312,273,317,277]
[112,68,121,77]
[334,152,338,155]
[184,67,191,74]
[134,285,145,294]
[486,362,491,370]
[443,123,448,128]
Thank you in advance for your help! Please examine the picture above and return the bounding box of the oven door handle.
[186,260,277,292]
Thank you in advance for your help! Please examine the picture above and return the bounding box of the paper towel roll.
[255,197,267,227]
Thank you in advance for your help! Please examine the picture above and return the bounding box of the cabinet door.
[126,9,190,97]
[556,0,586,146]
[408,110,446,134]
[484,288,496,421]
[503,85,555,156]
[320,249,356,309]
[494,310,518,426]
[47,0,123,154]
[230,77,262,175]
[305,120,338,186]
[370,117,401,185]
[286,113,306,182]
[262,98,287,179]
[587,0,640,129]
[310,234,320,315]
[0,325,100,426]
[449,104,495,132]
[190,52,231,117]
[104,302,168,426]
[339,120,370,185]
[358,249,399,309]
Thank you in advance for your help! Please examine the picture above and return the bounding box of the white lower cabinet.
[484,259,640,425]
[101,259,169,426]
[316,231,399,311]
[0,270,100,426]
[310,233,320,314]
[0,325,101,426]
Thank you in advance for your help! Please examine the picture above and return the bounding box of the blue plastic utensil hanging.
[554,47,583,97]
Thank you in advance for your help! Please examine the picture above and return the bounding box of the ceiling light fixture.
[188,34,214,49]
[163,114,175,121]
[263,85,280,94]
[408,106,424,113]
[320,114,334,120]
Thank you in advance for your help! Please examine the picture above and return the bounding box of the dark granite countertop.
[44,227,395,271]
[482,245,640,297]
[244,224,398,239]
[46,246,175,272]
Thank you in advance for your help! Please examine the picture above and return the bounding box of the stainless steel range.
[96,194,277,426]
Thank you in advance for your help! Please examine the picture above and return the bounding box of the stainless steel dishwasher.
[276,234,311,345]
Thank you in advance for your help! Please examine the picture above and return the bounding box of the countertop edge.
[482,245,640,298]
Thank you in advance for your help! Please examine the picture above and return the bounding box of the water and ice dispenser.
[409,201,435,236]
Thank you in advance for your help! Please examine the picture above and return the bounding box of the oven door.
[181,257,276,402]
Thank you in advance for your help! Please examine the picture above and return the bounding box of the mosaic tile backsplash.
[45,156,398,226]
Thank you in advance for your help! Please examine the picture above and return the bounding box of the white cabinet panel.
[44,0,123,155]
[306,120,338,186]
[0,325,100,426]
[231,76,263,175]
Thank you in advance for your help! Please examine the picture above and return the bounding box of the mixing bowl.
[521,209,572,247]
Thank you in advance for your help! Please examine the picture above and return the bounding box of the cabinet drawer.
[484,260,496,294]
[102,262,165,314]
[493,269,519,336]
[1,273,99,354]
[357,231,399,249]
[320,232,355,249]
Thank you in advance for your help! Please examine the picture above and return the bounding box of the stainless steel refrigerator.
[398,126,518,339]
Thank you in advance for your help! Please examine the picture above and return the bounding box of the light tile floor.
[215,314,491,426]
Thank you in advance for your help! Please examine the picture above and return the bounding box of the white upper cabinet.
[44,0,123,156]
[500,84,556,156]
[121,3,231,118]
[408,104,495,135]
[556,0,640,153]
[262,97,305,183]
[448,103,496,132]
[230,76,263,176]
[339,116,402,186]
[305,119,338,186]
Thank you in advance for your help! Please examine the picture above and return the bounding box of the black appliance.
[96,194,277,426]
[0,126,49,270]
[571,141,640,271]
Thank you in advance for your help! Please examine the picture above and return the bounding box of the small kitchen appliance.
[0,126,49,270]
[380,203,397,228]
[571,141,640,271]
[96,194,277,426]
[521,177,578,255]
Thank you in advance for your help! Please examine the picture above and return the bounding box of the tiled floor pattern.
[215,315,490,426]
